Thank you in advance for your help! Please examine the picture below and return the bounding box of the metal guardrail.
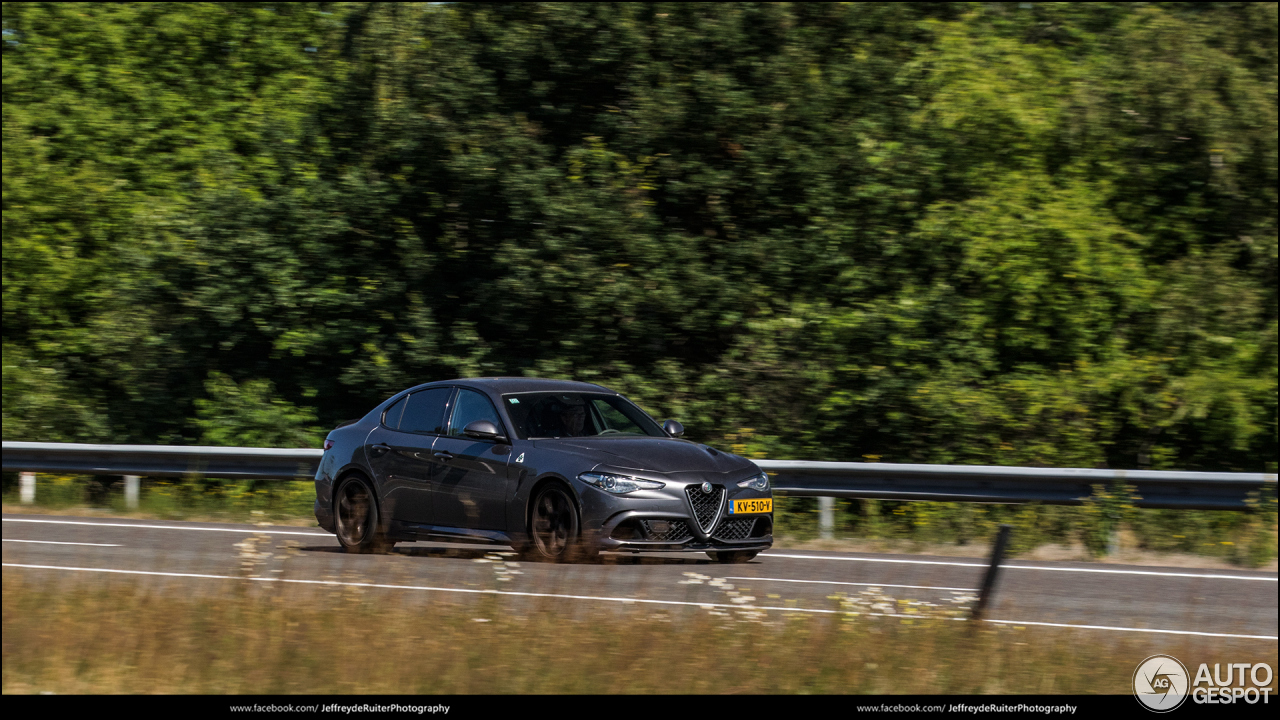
[3,441,1276,512]
[2,442,321,480]
[754,460,1276,511]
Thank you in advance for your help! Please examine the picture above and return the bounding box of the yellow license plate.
[730,498,772,515]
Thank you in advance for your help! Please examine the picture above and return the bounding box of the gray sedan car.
[314,377,773,562]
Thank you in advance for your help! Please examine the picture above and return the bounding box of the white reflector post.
[124,475,140,510]
[819,496,834,540]
[20,472,35,504]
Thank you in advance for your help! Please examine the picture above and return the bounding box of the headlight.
[579,472,665,494]
[737,471,770,491]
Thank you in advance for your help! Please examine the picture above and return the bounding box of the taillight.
[323,438,334,451]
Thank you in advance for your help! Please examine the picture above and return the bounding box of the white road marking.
[3,539,122,547]
[5,562,1275,641]
[763,552,1279,582]
[724,576,976,592]
[2,517,329,537]
[4,518,1275,583]
[983,618,1279,641]
[0,562,861,617]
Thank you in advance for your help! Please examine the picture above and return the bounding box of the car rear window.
[398,387,453,434]
[382,395,407,429]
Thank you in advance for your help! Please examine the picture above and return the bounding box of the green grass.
[1,472,316,525]
[5,572,1274,694]
[771,493,1277,567]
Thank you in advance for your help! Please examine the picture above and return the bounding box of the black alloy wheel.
[528,484,592,562]
[708,550,758,564]
[335,475,393,553]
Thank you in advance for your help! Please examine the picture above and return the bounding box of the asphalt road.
[3,513,1276,641]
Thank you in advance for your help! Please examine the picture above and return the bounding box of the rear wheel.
[527,484,594,562]
[334,475,393,554]
[708,550,758,564]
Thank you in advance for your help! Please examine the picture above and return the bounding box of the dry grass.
[4,573,1274,695]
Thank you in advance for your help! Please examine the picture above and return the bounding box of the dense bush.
[4,3,1274,479]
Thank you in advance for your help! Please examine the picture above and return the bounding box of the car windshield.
[501,392,666,439]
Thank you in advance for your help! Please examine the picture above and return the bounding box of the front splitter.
[605,540,772,553]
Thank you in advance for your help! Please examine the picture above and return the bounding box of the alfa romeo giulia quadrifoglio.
[314,378,773,562]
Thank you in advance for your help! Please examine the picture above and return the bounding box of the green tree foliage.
[194,372,321,448]
[3,2,1275,477]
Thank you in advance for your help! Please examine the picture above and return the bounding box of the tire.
[334,475,394,554]
[527,484,594,562]
[708,550,758,564]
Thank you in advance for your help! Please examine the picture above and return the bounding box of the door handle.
[433,451,454,461]
[370,443,392,455]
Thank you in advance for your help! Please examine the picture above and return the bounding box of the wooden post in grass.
[970,524,1012,625]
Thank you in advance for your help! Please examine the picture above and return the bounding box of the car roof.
[414,377,616,395]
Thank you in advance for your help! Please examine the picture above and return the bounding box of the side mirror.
[663,419,685,438]
[463,420,508,443]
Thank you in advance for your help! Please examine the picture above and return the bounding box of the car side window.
[399,387,453,434]
[382,395,407,429]
[448,389,503,437]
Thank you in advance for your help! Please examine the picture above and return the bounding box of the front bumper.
[577,476,773,552]
[594,507,773,553]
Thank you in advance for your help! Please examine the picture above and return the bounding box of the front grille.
[640,519,692,542]
[684,484,724,533]
[712,517,757,541]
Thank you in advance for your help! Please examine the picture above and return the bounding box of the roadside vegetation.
[1,473,317,525]
[4,3,1275,480]
[5,572,1275,694]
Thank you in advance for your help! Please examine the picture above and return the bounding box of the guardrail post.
[970,524,1012,625]
[20,472,36,504]
[124,475,140,510]
[818,496,834,540]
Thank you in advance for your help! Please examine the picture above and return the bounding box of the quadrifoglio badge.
[1134,655,1274,711]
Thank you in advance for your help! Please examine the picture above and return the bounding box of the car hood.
[532,436,756,476]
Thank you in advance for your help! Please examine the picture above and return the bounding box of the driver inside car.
[557,395,588,437]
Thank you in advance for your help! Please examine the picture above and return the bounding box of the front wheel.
[334,475,394,554]
[708,550,758,564]
[527,484,594,562]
